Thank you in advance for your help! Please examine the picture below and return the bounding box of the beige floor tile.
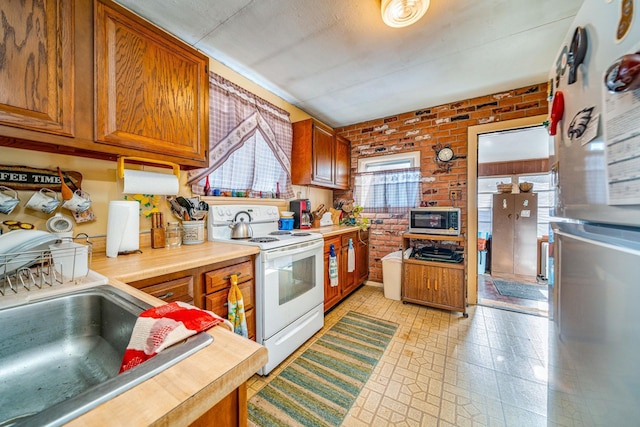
[248,285,550,425]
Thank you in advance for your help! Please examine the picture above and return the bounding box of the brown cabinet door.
[312,123,334,186]
[94,0,208,165]
[0,0,74,136]
[430,267,464,310]
[323,237,341,312]
[205,279,255,316]
[341,234,357,296]
[356,230,369,285]
[403,262,431,301]
[334,134,351,190]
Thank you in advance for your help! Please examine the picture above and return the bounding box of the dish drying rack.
[0,235,93,297]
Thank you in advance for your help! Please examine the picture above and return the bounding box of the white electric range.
[207,205,324,375]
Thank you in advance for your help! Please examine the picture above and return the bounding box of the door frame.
[466,114,547,305]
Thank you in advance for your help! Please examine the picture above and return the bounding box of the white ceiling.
[115,0,585,128]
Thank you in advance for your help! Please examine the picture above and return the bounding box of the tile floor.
[477,274,549,317]
[247,285,549,426]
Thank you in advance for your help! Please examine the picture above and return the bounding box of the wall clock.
[437,146,454,162]
[432,144,464,174]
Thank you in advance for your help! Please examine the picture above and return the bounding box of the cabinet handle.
[158,291,174,300]
[223,302,228,307]
[427,279,430,290]
[223,272,242,280]
[435,280,438,291]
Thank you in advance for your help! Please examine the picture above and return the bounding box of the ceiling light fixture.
[381,0,430,28]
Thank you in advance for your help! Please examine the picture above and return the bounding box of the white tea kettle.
[229,211,253,239]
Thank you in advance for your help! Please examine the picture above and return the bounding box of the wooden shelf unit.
[401,233,467,318]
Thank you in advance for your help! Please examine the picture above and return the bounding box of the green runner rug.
[248,311,398,427]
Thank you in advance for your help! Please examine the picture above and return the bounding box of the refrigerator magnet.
[548,91,564,136]
[567,27,588,84]
[617,0,634,42]
[567,106,599,145]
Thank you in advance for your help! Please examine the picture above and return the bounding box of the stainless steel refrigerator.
[491,193,538,277]
[547,0,640,424]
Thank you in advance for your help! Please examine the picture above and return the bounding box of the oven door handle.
[262,240,323,261]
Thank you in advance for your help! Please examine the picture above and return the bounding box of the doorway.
[466,115,551,316]
[477,127,552,316]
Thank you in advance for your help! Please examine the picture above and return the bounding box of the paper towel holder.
[117,156,180,181]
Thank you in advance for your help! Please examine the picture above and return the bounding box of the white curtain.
[187,73,294,198]
[354,167,421,213]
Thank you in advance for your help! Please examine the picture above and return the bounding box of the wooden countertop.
[71,242,266,426]
[91,241,260,282]
[79,231,365,425]
[309,225,368,238]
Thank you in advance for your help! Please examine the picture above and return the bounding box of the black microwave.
[408,207,461,236]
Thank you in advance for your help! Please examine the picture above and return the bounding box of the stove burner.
[291,232,311,236]
[249,237,279,243]
[269,231,292,235]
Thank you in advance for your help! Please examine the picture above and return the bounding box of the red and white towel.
[119,301,225,373]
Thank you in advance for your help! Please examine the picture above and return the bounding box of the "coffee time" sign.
[0,166,83,191]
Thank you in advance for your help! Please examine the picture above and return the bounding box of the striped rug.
[248,311,398,427]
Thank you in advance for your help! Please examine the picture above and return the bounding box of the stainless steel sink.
[0,285,213,427]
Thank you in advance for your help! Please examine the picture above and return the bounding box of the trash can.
[381,250,402,301]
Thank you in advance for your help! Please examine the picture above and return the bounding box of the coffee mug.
[25,188,60,214]
[0,186,20,215]
[62,189,91,213]
[278,218,294,230]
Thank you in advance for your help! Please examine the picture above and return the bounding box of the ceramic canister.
[182,220,205,244]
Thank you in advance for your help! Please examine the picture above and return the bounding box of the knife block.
[151,227,166,249]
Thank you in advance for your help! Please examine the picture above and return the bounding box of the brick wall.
[335,83,548,283]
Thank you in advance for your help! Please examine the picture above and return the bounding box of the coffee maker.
[289,199,311,229]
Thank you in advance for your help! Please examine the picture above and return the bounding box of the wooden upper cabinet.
[94,0,209,165]
[334,134,351,189]
[292,118,351,190]
[312,123,335,186]
[0,0,74,136]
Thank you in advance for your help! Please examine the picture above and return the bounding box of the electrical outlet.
[449,190,461,200]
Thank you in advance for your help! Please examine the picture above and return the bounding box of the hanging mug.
[62,189,91,213]
[0,186,21,215]
[25,188,60,214]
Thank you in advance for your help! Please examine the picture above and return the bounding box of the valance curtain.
[354,167,421,213]
[187,73,294,198]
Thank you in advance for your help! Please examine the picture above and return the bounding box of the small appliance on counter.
[289,199,312,229]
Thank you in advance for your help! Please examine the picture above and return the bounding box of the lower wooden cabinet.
[189,383,247,427]
[128,271,194,305]
[324,236,342,311]
[402,261,465,312]
[323,229,369,312]
[128,255,256,340]
[401,233,467,317]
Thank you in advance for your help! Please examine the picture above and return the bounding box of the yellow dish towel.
[228,274,248,338]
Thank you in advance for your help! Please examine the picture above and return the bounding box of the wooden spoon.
[57,167,74,201]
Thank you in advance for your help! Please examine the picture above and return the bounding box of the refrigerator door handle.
[554,229,640,256]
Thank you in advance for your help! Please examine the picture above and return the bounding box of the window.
[479,173,556,237]
[518,174,555,236]
[478,176,512,235]
[354,152,421,213]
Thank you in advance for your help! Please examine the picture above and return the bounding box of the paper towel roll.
[106,201,140,258]
[122,169,179,195]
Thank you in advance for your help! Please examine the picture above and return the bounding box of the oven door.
[261,239,324,339]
